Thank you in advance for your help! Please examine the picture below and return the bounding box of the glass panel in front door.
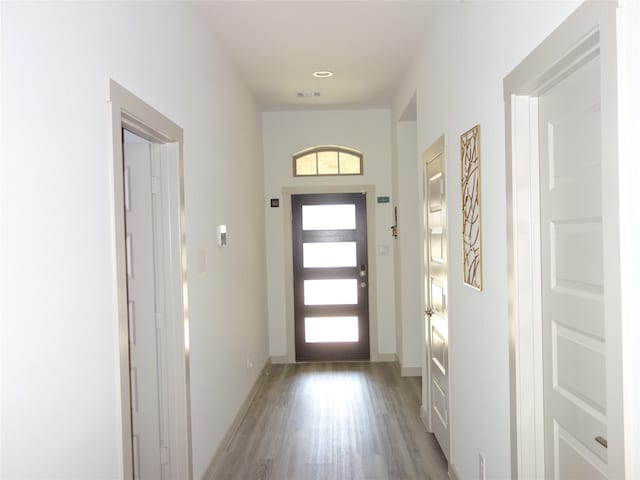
[303,279,358,305]
[304,317,359,343]
[303,242,357,268]
[302,204,356,230]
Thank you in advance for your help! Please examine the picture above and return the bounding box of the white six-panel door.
[123,140,168,479]
[423,136,450,461]
[538,53,609,479]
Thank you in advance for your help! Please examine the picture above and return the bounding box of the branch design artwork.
[460,125,482,290]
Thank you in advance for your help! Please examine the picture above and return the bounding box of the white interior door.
[423,135,450,461]
[124,136,169,479]
[539,53,609,479]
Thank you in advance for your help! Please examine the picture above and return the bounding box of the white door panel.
[124,140,166,480]
[556,425,607,480]
[539,54,608,479]
[423,136,450,461]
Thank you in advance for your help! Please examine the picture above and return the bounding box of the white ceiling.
[200,1,435,111]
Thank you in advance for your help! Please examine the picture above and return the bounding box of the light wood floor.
[208,362,448,480]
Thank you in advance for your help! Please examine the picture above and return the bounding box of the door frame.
[108,80,193,480]
[504,3,623,479]
[279,185,387,363]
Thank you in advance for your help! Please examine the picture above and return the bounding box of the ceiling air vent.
[297,91,321,98]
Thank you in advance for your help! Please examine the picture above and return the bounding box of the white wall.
[393,120,422,371]
[391,113,402,365]
[395,2,580,478]
[262,110,396,360]
[0,3,268,479]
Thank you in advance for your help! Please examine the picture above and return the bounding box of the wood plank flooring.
[208,362,448,480]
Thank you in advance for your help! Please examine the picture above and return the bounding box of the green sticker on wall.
[377,196,390,204]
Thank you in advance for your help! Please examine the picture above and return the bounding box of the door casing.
[108,80,193,480]
[505,3,624,479]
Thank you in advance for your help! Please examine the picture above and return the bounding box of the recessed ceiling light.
[313,71,333,78]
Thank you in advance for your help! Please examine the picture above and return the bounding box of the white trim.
[270,355,290,365]
[505,93,545,480]
[420,403,430,432]
[448,463,461,480]
[281,185,381,363]
[420,144,431,434]
[505,3,623,479]
[618,3,640,476]
[394,354,421,376]
[108,79,192,480]
[401,365,421,377]
[372,353,396,362]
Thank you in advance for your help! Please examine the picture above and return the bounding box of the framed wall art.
[460,124,482,290]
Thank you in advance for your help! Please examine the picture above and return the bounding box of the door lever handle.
[425,307,434,317]
[595,436,608,448]
[360,264,366,277]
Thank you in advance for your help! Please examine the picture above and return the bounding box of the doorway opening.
[292,193,370,361]
[109,80,192,480]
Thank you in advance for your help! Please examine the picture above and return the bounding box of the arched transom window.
[293,146,363,176]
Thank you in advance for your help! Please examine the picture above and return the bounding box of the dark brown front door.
[292,193,370,361]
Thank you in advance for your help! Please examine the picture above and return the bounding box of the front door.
[539,53,610,478]
[292,193,370,361]
[423,135,450,461]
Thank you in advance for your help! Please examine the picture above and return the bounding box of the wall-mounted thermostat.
[217,224,227,247]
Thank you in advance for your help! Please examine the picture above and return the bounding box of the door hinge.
[160,446,171,465]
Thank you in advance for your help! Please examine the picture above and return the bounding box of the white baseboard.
[448,462,461,480]
[202,358,271,480]
[401,366,421,377]
[270,355,290,364]
[420,403,430,431]
[372,352,396,362]
[271,353,396,363]
[392,354,422,376]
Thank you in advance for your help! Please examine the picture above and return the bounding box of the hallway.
[209,363,448,480]
[3,2,640,479]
